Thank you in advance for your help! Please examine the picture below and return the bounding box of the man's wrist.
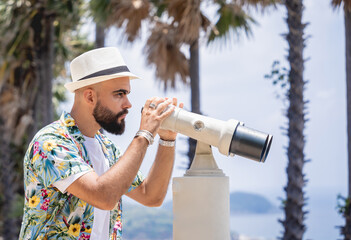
[135,130,154,146]
[159,138,176,147]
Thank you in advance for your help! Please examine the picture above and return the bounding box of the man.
[19,47,182,240]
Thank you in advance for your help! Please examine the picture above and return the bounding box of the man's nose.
[123,96,132,109]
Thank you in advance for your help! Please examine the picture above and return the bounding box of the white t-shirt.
[53,135,111,240]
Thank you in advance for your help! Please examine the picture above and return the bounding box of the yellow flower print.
[68,223,81,237]
[43,141,57,152]
[85,226,92,233]
[55,128,65,136]
[101,145,108,155]
[64,117,75,127]
[55,161,65,171]
[78,201,87,208]
[28,195,40,208]
[31,153,40,164]
[29,175,37,183]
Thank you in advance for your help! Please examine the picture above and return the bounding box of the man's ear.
[83,88,97,106]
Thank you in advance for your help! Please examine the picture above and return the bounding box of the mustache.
[116,109,129,118]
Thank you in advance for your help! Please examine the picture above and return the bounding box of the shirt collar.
[60,111,86,144]
[59,111,113,148]
[96,131,114,148]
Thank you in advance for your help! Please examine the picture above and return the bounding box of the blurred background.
[0,0,348,240]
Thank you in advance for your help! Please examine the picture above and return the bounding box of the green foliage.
[0,0,86,90]
[264,60,289,86]
[10,194,24,218]
[48,0,86,30]
[208,2,256,44]
[264,60,289,99]
[0,1,35,90]
[149,0,168,17]
[336,194,351,238]
[90,0,111,23]
[53,82,68,119]
[337,194,351,216]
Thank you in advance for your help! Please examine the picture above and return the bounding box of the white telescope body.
[159,107,273,240]
[160,107,272,162]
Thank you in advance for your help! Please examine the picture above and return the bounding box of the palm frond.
[90,0,112,23]
[332,0,351,11]
[0,2,35,93]
[239,0,280,7]
[207,2,256,45]
[167,0,202,43]
[149,0,168,17]
[144,22,189,90]
[106,0,151,42]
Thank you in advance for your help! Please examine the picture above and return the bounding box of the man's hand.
[158,97,184,141]
[139,97,176,137]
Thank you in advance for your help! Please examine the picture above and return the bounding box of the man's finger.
[144,97,157,112]
[154,98,171,113]
[172,97,177,107]
[159,105,175,120]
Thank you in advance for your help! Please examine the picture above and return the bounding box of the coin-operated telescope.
[160,107,273,240]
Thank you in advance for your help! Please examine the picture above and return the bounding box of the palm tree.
[90,0,276,168]
[0,4,46,238]
[0,1,89,238]
[165,0,275,167]
[278,0,308,239]
[332,0,351,238]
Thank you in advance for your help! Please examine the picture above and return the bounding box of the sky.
[63,1,346,238]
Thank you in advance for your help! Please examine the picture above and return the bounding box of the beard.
[93,100,128,135]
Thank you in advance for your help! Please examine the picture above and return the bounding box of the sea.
[230,193,344,240]
[124,191,344,239]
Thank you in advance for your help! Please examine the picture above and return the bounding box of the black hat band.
[78,66,130,81]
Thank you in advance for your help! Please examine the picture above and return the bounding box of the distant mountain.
[160,191,278,214]
[230,191,279,214]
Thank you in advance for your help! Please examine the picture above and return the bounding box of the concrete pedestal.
[173,175,230,240]
[172,142,230,240]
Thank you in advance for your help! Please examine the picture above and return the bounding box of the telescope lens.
[229,125,273,162]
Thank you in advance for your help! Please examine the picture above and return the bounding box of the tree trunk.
[95,23,105,48]
[95,22,105,134]
[281,0,307,239]
[187,39,201,169]
[0,9,55,238]
[0,116,17,240]
[31,9,54,137]
[341,7,351,239]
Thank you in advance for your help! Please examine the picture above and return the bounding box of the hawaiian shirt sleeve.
[30,134,93,189]
[127,170,145,193]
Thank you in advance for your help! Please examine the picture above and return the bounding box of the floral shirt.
[19,112,144,240]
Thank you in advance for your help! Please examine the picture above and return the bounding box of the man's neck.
[70,104,100,138]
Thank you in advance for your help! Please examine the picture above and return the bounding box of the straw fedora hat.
[65,47,139,92]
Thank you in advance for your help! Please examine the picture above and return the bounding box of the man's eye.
[115,93,124,97]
